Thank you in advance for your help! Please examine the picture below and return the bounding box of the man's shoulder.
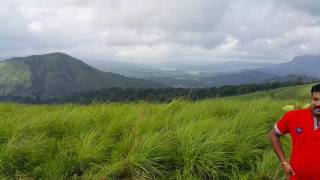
[288,108,311,116]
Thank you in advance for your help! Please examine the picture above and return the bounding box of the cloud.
[0,0,320,63]
[276,0,320,16]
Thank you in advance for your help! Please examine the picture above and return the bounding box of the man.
[269,83,320,180]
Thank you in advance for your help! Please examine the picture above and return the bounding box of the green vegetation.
[61,81,311,104]
[0,62,30,86]
[0,80,313,104]
[0,83,314,179]
[0,61,31,95]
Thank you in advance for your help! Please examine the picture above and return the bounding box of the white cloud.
[0,0,320,63]
[28,21,44,32]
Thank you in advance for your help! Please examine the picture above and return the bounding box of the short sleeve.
[274,111,291,136]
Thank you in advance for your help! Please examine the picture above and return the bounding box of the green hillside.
[0,61,32,96]
[234,83,314,101]
[0,53,167,99]
[0,84,313,179]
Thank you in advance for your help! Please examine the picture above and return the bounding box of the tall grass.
[0,84,309,179]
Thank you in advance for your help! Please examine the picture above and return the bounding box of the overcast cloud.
[1,0,320,64]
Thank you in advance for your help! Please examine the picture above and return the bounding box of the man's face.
[312,92,320,116]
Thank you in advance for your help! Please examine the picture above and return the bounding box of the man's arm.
[269,129,288,163]
[268,129,295,178]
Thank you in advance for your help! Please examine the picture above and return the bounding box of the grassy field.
[0,83,315,179]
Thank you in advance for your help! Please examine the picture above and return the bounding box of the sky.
[1,0,320,64]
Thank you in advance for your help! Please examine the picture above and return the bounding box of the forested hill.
[0,52,167,99]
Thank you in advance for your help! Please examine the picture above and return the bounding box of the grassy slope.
[0,83,314,179]
[233,83,315,101]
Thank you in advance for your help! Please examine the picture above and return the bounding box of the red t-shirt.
[275,108,320,180]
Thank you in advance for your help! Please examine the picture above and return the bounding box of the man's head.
[311,83,320,115]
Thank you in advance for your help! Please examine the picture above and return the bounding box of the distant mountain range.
[86,55,320,88]
[259,55,320,77]
[146,71,318,88]
[0,53,167,99]
[199,71,277,87]
[85,59,275,79]
[263,74,319,83]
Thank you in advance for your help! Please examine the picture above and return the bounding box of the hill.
[0,53,167,99]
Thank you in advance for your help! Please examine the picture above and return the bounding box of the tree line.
[0,80,316,104]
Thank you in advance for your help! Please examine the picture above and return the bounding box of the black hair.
[311,83,320,93]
